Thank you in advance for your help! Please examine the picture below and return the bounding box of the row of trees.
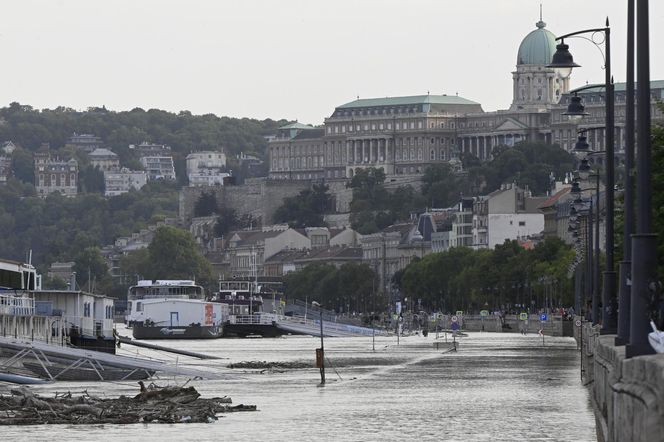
[280,238,574,315]
[396,238,574,313]
[283,262,379,314]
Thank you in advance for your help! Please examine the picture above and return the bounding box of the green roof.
[570,80,664,94]
[337,94,479,109]
[279,122,315,130]
[516,20,557,65]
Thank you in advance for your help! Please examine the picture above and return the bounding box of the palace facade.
[267,18,664,182]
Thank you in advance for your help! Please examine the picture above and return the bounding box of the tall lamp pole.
[574,140,605,327]
[616,0,636,346]
[626,0,657,358]
[548,19,617,333]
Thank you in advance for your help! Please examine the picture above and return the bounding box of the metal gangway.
[0,335,219,381]
[230,313,390,337]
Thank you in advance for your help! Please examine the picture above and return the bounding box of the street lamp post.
[614,0,637,347]
[626,0,657,358]
[548,21,617,333]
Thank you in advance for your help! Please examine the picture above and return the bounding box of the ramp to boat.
[275,315,390,337]
[117,336,222,360]
[0,336,220,381]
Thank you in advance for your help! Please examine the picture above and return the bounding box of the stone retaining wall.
[579,320,664,442]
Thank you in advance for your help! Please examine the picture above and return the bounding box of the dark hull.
[133,324,223,339]
[223,323,302,338]
[22,361,154,381]
[69,330,116,354]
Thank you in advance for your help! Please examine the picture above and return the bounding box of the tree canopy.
[397,238,574,313]
[273,183,332,228]
[120,226,214,292]
[283,262,379,314]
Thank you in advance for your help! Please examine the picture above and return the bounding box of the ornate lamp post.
[548,19,617,334]
[626,0,657,358]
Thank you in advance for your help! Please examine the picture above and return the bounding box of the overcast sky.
[2,0,663,124]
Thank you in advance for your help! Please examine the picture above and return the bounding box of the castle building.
[267,17,663,183]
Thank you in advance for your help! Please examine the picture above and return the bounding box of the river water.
[1,330,596,441]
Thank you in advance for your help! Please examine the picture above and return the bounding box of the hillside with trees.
[0,102,288,185]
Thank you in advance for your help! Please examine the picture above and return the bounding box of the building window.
[519,221,526,226]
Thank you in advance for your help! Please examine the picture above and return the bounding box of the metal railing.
[0,293,35,316]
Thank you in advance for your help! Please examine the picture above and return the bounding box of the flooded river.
[1,330,596,441]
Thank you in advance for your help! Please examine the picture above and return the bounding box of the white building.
[104,168,147,196]
[88,148,120,171]
[140,156,176,181]
[473,184,546,249]
[186,151,228,187]
[487,213,545,248]
[186,151,226,175]
[188,169,231,187]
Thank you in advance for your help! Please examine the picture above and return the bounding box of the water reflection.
[1,331,596,441]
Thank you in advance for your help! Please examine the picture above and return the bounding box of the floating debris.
[0,382,257,425]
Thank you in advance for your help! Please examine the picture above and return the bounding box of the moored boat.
[126,280,227,340]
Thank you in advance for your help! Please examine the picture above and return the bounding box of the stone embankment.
[578,320,664,442]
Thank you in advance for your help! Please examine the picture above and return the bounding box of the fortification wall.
[180,179,311,226]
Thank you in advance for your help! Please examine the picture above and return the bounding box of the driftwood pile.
[227,360,312,370]
[0,381,257,425]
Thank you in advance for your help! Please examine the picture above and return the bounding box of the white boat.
[125,280,226,339]
[648,321,664,353]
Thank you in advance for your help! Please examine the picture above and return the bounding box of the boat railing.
[128,294,193,300]
[0,292,35,316]
[228,313,278,325]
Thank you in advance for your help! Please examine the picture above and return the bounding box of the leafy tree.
[214,208,239,237]
[143,226,214,287]
[273,184,332,227]
[78,165,105,194]
[283,262,376,313]
[41,275,69,290]
[193,190,218,217]
[397,238,574,313]
[73,246,112,292]
[10,148,34,184]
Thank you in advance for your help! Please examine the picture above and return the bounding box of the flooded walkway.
[0,331,596,441]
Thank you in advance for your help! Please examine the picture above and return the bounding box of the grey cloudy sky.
[2,0,663,124]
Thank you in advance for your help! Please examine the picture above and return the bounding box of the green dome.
[516,20,557,65]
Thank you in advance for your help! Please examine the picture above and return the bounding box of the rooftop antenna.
[540,2,542,21]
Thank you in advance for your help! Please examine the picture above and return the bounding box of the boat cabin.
[31,289,116,353]
[211,280,264,315]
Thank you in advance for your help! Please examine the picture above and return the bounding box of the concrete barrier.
[579,320,664,442]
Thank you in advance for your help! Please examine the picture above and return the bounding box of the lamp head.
[564,94,589,120]
[578,158,591,180]
[574,134,590,153]
[547,41,581,79]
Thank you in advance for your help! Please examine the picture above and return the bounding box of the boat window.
[136,302,143,312]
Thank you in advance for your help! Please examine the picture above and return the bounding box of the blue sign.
[451,322,459,331]
[540,313,548,321]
